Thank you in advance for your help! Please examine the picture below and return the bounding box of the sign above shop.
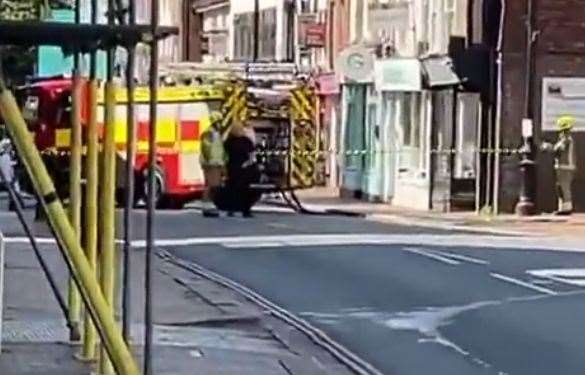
[298,14,326,48]
[317,73,340,95]
[337,45,375,83]
[374,58,422,92]
[422,57,460,87]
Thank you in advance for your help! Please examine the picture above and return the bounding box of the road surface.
[146,206,585,375]
[9,200,585,375]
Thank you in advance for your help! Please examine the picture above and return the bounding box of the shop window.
[398,92,426,177]
[259,8,277,60]
[233,13,255,60]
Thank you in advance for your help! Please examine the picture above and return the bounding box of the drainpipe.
[514,0,538,216]
[493,0,506,215]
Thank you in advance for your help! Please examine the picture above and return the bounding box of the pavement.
[288,188,585,238]
[0,201,355,375]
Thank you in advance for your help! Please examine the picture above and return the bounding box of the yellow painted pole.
[81,79,99,361]
[81,0,100,361]
[0,84,140,375]
[67,0,83,342]
[98,81,118,375]
[67,71,83,342]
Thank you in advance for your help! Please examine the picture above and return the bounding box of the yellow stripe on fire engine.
[135,140,201,153]
[97,85,225,104]
[114,118,177,144]
[55,128,71,148]
[180,141,200,153]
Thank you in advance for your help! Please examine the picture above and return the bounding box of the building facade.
[338,0,476,211]
[492,0,585,213]
[187,0,230,63]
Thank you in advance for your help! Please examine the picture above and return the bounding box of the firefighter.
[224,121,259,218]
[200,111,225,217]
[547,115,577,215]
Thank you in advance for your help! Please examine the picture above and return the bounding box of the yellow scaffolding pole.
[67,70,83,342]
[81,79,99,361]
[98,80,118,375]
[0,82,140,375]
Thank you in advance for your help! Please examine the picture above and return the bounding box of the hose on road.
[277,189,365,218]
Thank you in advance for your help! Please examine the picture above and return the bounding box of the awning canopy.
[374,58,422,92]
[422,57,460,87]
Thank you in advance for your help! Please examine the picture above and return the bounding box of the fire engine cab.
[18,76,224,208]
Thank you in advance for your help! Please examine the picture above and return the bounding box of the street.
[150,205,585,375]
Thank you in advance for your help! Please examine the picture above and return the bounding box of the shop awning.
[374,58,422,92]
[422,57,460,87]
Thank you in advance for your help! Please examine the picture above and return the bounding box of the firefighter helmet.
[557,116,576,131]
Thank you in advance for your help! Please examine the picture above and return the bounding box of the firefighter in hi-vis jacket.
[543,115,577,215]
[200,112,225,217]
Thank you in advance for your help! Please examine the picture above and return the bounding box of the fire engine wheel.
[141,166,166,209]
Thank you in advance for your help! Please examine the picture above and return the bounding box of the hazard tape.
[256,148,524,157]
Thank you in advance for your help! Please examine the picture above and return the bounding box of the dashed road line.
[404,247,461,265]
[490,272,557,295]
[434,251,489,265]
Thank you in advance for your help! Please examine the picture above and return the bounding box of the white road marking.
[223,241,285,249]
[527,269,585,287]
[434,251,489,265]
[3,233,584,254]
[266,222,292,229]
[490,273,557,295]
[4,237,56,244]
[404,247,461,265]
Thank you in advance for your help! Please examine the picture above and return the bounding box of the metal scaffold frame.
[0,1,177,373]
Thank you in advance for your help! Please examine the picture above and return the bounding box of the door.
[430,90,455,212]
[342,85,366,195]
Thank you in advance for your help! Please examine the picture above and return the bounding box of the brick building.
[495,0,585,213]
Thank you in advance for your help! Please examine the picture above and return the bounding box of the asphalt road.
[5,197,585,375]
[158,207,585,375]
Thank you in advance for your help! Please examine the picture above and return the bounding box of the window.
[398,93,426,175]
[259,8,277,60]
[233,8,276,61]
[233,13,255,60]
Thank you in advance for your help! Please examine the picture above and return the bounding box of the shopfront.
[316,73,341,188]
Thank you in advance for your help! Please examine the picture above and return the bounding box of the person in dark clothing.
[223,124,259,217]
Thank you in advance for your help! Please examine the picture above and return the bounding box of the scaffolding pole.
[81,0,100,362]
[122,0,137,344]
[66,0,83,342]
[98,0,119,373]
[0,64,140,375]
[144,0,159,373]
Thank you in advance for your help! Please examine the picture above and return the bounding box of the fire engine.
[18,76,225,208]
[17,64,320,209]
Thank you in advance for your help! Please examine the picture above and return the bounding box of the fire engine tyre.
[140,166,166,209]
[115,187,139,209]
